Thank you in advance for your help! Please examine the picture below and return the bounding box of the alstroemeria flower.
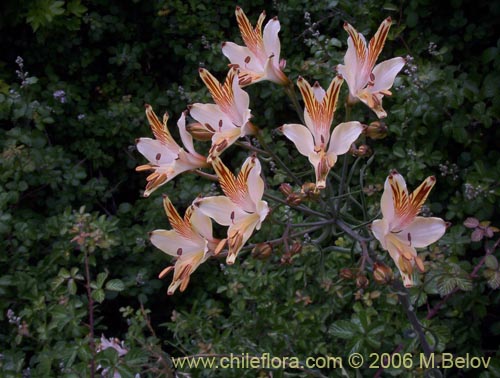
[280,76,363,189]
[136,105,208,197]
[150,196,221,295]
[371,171,447,287]
[195,155,269,264]
[222,6,289,86]
[189,67,255,162]
[336,18,405,118]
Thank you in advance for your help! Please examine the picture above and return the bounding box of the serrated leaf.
[329,320,358,339]
[92,289,105,303]
[96,271,108,288]
[486,271,500,289]
[105,279,125,292]
[485,255,499,270]
[436,277,457,296]
[67,279,77,295]
[51,276,65,290]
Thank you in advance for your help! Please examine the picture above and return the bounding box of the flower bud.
[301,182,319,199]
[353,144,372,157]
[251,243,273,260]
[356,274,369,289]
[279,183,293,197]
[364,121,388,140]
[186,122,214,141]
[372,262,393,285]
[290,241,303,256]
[340,268,355,280]
[286,193,302,206]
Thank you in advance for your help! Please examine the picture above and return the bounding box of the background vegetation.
[0,0,499,377]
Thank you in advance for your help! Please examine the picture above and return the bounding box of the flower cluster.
[135,7,446,293]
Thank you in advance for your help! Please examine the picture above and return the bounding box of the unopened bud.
[301,182,319,199]
[340,268,355,280]
[286,193,302,206]
[290,241,302,256]
[251,243,273,260]
[356,274,369,289]
[372,262,393,285]
[186,122,214,141]
[279,183,293,197]
[364,121,388,140]
[354,144,372,157]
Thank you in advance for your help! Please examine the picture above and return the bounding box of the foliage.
[0,0,499,377]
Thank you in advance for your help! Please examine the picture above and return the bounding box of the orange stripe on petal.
[344,22,366,63]
[367,17,392,70]
[297,77,321,126]
[390,174,436,231]
[409,176,436,216]
[323,75,343,126]
[145,105,175,145]
[235,7,265,56]
[162,196,193,239]
[211,157,240,202]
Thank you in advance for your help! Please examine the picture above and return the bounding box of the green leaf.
[105,279,125,292]
[92,289,105,303]
[485,255,499,270]
[329,320,358,339]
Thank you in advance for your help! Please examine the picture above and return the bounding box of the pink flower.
[280,76,363,189]
[337,18,405,118]
[195,156,269,264]
[136,105,208,197]
[151,196,221,295]
[222,7,289,86]
[371,171,446,287]
[189,67,256,162]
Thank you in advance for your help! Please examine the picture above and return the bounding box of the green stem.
[284,80,305,124]
[256,131,302,186]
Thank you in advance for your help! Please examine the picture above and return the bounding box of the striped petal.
[391,174,436,232]
[162,196,196,240]
[144,105,179,151]
[367,17,392,72]
[235,7,266,64]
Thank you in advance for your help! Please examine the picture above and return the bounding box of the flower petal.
[398,216,446,248]
[196,195,246,226]
[297,77,321,132]
[371,218,388,249]
[144,105,178,150]
[177,112,196,155]
[367,17,392,71]
[136,138,178,164]
[150,229,204,256]
[189,103,234,133]
[263,16,281,62]
[222,42,263,71]
[162,196,195,239]
[280,123,315,157]
[328,121,363,155]
[241,156,264,208]
[371,57,406,93]
[235,7,266,63]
